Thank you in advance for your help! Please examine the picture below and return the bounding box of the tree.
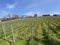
[34,14,37,17]
[12,15,19,19]
[53,14,57,16]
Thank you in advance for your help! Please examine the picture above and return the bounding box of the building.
[42,14,50,16]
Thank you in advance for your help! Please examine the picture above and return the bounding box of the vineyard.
[0,16,60,45]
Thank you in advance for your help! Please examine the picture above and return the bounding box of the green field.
[0,16,60,45]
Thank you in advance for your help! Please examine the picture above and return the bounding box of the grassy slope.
[0,16,60,45]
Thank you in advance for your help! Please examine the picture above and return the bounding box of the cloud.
[0,10,8,18]
[50,8,60,15]
[24,11,42,16]
[1,10,8,15]
[24,12,34,16]
[6,3,16,9]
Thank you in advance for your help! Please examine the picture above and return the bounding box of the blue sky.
[0,0,60,18]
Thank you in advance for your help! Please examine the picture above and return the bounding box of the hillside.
[0,16,60,45]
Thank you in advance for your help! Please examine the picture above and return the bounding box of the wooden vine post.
[2,23,6,40]
[11,24,15,43]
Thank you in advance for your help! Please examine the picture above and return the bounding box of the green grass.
[0,16,60,45]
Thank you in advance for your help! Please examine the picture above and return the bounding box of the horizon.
[0,0,60,18]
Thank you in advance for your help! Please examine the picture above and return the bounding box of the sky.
[0,0,60,18]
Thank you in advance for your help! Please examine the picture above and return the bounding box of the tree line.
[1,14,60,22]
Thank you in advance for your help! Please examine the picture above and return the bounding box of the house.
[42,14,50,16]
